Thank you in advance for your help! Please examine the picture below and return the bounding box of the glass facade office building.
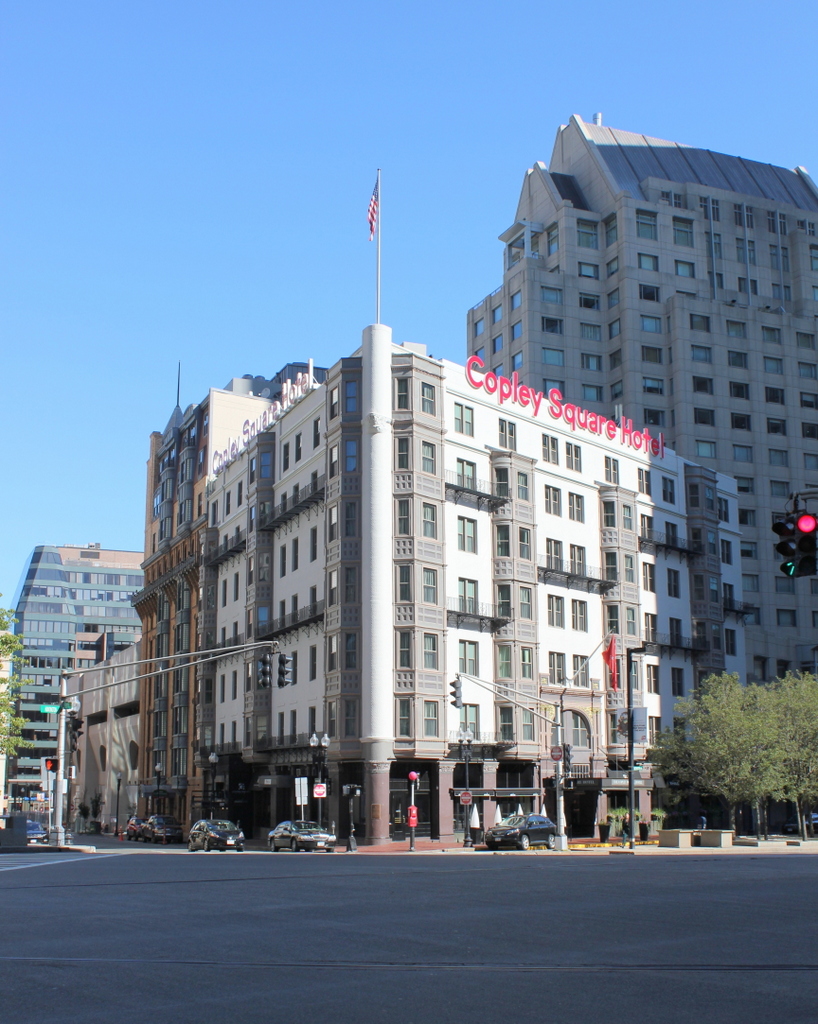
[10,544,143,804]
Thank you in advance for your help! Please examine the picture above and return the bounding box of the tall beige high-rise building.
[466,114,818,682]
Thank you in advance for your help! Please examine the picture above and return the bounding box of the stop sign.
[459,791,473,806]
[313,783,327,799]
[550,745,563,761]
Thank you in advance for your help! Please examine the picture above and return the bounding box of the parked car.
[484,814,557,851]
[125,817,146,841]
[268,820,337,852]
[140,815,184,844]
[188,819,244,852]
[782,813,818,835]
[26,820,49,845]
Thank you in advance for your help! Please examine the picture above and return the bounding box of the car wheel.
[188,841,195,852]
[205,838,213,852]
[291,839,299,852]
[268,839,275,851]
[236,846,244,852]
[546,834,556,850]
[519,833,531,851]
[485,841,496,850]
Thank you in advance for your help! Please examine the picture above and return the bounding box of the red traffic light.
[44,757,59,773]
[797,513,818,533]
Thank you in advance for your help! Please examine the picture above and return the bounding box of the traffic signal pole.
[52,673,67,846]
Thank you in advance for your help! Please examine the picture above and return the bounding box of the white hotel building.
[194,325,744,843]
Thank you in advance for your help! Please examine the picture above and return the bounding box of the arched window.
[569,712,591,748]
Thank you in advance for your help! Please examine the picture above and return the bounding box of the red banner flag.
[602,635,618,691]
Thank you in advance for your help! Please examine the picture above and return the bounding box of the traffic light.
[449,676,463,708]
[44,757,59,773]
[774,512,818,577]
[258,652,273,687]
[68,714,84,753]
[562,743,572,770]
[277,653,292,687]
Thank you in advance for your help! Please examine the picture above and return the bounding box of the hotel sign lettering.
[465,356,666,459]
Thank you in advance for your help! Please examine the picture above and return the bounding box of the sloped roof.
[578,122,818,212]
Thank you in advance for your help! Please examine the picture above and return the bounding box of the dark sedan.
[268,820,337,852]
[140,815,184,843]
[782,813,818,835]
[26,820,49,845]
[484,814,557,851]
[188,819,244,852]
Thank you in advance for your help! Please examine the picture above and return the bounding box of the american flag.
[368,178,379,241]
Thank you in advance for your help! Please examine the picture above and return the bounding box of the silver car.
[268,820,337,852]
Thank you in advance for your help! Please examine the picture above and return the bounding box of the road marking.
[0,854,121,873]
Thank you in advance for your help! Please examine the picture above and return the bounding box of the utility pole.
[626,646,648,851]
[52,673,67,846]
[553,691,568,851]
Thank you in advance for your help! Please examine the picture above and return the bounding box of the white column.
[361,324,393,841]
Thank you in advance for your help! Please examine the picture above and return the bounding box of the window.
[579,292,600,310]
[693,376,714,394]
[769,448,788,467]
[667,567,680,598]
[732,444,753,462]
[518,527,531,560]
[604,457,619,484]
[804,424,818,440]
[568,492,584,522]
[695,408,716,425]
[510,322,522,341]
[571,600,588,632]
[644,613,658,642]
[520,586,533,619]
[495,525,510,557]
[421,700,439,738]
[542,316,564,337]
[581,353,602,371]
[763,386,783,404]
[602,501,616,528]
[499,419,517,450]
[671,668,684,697]
[459,640,478,676]
[611,380,623,400]
[454,403,474,435]
[800,363,818,380]
[636,210,657,239]
[423,634,438,670]
[674,218,694,246]
[397,499,410,535]
[457,517,476,552]
[329,444,339,478]
[767,418,787,436]
[609,319,621,339]
[396,378,409,409]
[497,646,513,679]
[474,318,484,338]
[397,632,411,670]
[547,595,565,628]
[691,345,712,362]
[455,458,476,489]
[696,441,717,458]
[544,485,562,516]
[641,315,662,333]
[510,290,522,310]
[640,345,662,364]
[604,552,618,581]
[422,568,437,604]
[803,393,818,408]
[421,382,436,415]
[643,377,663,394]
[396,436,409,470]
[578,262,599,279]
[604,214,618,245]
[638,468,652,495]
[764,357,783,374]
[770,480,789,497]
[582,384,603,401]
[581,322,602,342]
[662,477,675,503]
[638,252,659,272]
[421,442,436,474]
[642,562,656,592]
[731,413,751,430]
[541,285,563,304]
[422,503,437,538]
[344,439,358,472]
[728,351,748,369]
[494,467,509,497]
[577,219,598,248]
[545,538,563,568]
[344,632,358,669]
[640,284,660,303]
[777,609,797,628]
[621,504,633,531]
[675,260,695,277]
[542,433,559,464]
[720,539,733,565]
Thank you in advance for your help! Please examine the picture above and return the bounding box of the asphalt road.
[1,847,817,1024]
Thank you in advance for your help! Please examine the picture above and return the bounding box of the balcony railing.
[444,470,510,511]
[132,554,197,607]
[259,475,326,531]
[204,529,247,567]
[639,529,696,557]
[205,632,246,652]
[253,731,313,752]
[257,600,325,641]
[537,557,617,594]
[446,597,513,632]
[640,631,708,654]
[723,597,755,618]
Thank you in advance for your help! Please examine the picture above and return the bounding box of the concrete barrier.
[657,829,695,848]
[699,830,734,848]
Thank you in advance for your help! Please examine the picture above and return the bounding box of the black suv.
[484,814,557,851]
[140,815,184,844]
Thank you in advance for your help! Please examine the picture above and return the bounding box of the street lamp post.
[458,726,474,848]
[625,645,649,851]
[115,772,122,838]
[208,751,218,819]
[309,732,330,829]
[154,763,161,815]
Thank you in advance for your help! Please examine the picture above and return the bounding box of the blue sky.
[2,0,817,604]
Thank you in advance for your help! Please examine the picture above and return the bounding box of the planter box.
[699,830,733,848]
[657,829,695,848]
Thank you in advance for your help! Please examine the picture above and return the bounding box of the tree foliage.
[0,601,34,758]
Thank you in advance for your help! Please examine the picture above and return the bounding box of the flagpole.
[376,168,381,324]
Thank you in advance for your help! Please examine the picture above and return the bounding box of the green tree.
[768,672,818,840]
[0,601,34,757]
[649,673,780,831]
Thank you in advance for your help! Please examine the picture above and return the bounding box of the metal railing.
[257,600,325,640]
[204,529,246,567]
[259,475,326,531]
[639,528,696,555]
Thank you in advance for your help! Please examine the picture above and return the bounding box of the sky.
[2,0,817,606]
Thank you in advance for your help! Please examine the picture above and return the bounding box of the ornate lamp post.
[208,751,218,818]
[458,727,474,848]
[309,732,330,828]
[115,772,122,837]
[154,762,162,815]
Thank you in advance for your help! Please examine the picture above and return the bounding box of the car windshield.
[208,820,237,831]
[499,815,527,827]
[27,821,43,830]
[155,817,179,825]
[293,822,321,832]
